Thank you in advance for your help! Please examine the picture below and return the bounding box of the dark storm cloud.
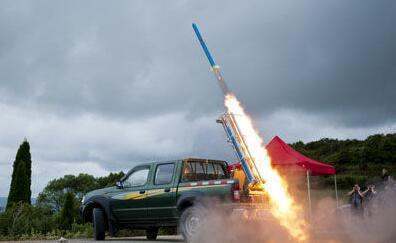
[0,1,225,120]
[0,1,395,126]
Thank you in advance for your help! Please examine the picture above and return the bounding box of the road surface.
[5,235,184,243]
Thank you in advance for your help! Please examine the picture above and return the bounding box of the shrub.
[59,192,76,230]
[0,202,56,239]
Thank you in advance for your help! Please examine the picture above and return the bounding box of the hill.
[291,133,396,189]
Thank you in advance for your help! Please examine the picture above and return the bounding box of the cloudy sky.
[0,0,395,196]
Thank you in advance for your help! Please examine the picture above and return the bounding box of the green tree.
[6,140,32,209]
[96,171,125,188]
[37,174,96,211]
[37,172,124,211]
[59,192,76,230]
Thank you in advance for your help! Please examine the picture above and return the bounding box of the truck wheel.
[146,227,159,240]
[179,206,203,241]
[93,208,106,240]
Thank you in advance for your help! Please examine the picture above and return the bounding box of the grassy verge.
[0,223,93,241]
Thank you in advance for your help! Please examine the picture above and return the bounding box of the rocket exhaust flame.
[224,94,307,241]
[193,23,308,241]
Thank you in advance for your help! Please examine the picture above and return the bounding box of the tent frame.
[306,170,339,221]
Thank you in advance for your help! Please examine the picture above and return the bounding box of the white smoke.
[189,183,396,243]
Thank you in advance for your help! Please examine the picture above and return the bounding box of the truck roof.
[128,158,228,168]
[182,157,228,164]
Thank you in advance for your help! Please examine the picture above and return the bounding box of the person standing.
[348,184,364,217]
[382,168,390,183]
[362,185,376,217]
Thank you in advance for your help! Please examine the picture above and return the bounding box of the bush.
[0,202,56,239]
[59,192,76,230]
[0,202,93,240]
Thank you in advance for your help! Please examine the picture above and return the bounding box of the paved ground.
[4,235,184,243]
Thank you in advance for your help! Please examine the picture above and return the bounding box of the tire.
[179,206,203,241]
[93,208,106,240]
[146,227,159,240]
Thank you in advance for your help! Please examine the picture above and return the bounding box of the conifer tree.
[6,139,32,209]
[59,192,75,230]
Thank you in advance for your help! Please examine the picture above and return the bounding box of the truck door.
[111,165,150,222]
[146,162,178,220]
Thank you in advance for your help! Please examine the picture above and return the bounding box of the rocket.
[192,23,262,186]
[192,23,230,95]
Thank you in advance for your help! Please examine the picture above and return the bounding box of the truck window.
[124,168,149,187]
[195,162,206,180]
[182,162,194,181]
[182,161,228,182]
[206,163,216,180]
[214,163,226,179]
[155,163,175,185]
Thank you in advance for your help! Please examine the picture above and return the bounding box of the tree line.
[291,133,396,189]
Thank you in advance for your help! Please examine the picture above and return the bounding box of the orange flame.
[224,94,308,242]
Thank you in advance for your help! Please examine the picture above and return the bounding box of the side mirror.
[116,181,123,189]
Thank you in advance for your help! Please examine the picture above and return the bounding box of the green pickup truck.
[81,158,241,241]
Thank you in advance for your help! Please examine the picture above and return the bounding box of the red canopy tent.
[266,136,338,213]
[266,136,336,176]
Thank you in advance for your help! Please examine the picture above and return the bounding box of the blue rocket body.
[192,23,216,67]
[192,23,230,95]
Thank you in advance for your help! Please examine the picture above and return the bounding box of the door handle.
[164,188,171,192]
[139,190,145,194]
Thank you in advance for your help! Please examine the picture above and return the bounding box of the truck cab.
[81,158,239,241]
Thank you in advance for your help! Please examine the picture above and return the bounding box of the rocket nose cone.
[192,23,199,32]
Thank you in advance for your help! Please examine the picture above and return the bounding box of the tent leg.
[334,174,339,208]
[306,170,312,222]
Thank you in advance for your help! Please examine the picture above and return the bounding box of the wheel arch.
[82,201,105,223]
[176,191,205,212]
[82,196,111,223]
